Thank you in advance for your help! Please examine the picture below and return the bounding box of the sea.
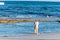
[0,1,60,36]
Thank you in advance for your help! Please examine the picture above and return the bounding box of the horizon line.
[0,1,60,2]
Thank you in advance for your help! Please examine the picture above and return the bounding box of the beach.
[0,33,59,40]
[0,1,60,40]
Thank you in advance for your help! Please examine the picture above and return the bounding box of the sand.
[0,33,60,40]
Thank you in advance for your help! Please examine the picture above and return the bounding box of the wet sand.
[0,33,60,40]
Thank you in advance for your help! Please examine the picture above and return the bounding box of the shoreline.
[0,33,60,40]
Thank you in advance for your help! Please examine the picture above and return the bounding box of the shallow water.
[0,22,60,36]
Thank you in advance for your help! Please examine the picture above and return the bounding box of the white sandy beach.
[0,33,60,40]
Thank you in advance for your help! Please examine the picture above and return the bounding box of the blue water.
[0,1,60,36]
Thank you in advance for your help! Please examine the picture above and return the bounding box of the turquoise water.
[0,1,60,36]
[0,22,60,36]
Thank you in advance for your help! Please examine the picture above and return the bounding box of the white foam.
[0,2,4,5]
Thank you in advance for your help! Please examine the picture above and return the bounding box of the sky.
[0,0,60,2]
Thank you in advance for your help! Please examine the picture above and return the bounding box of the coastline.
[0,33,60,40]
